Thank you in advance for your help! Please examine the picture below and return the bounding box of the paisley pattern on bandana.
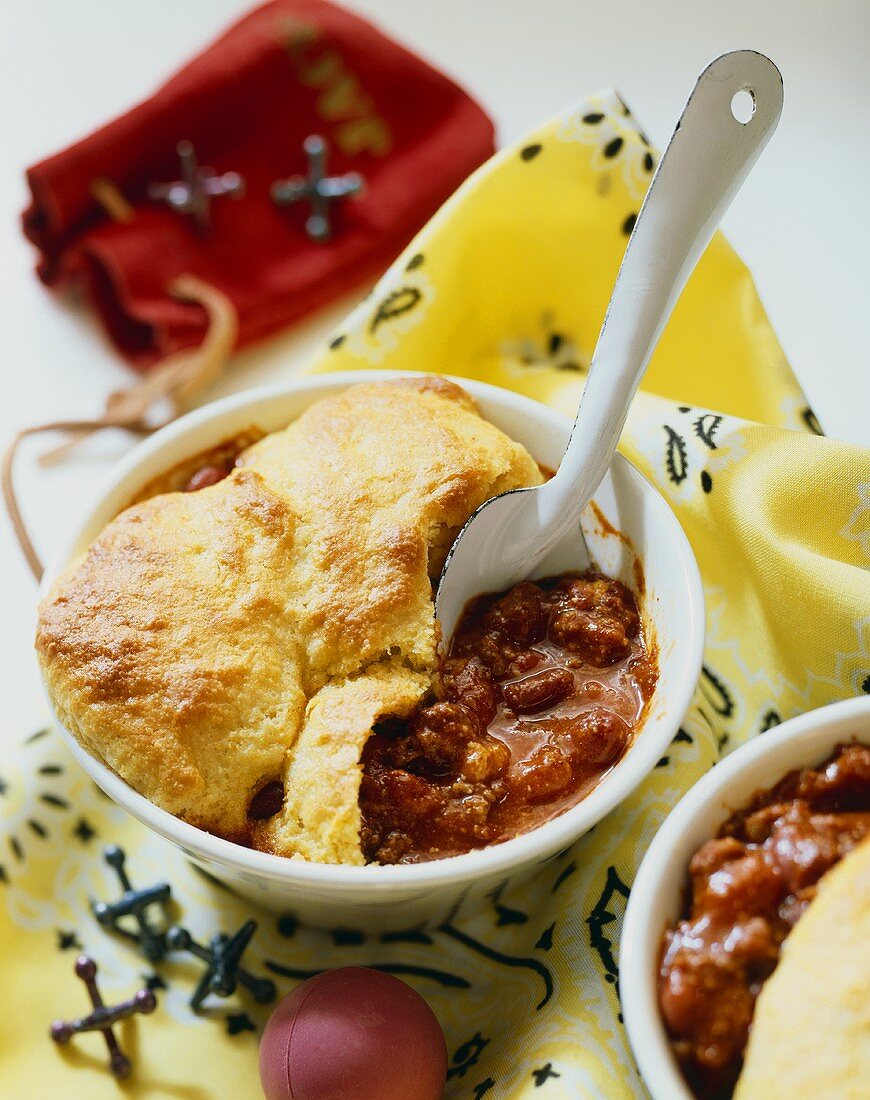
[4,92,869,1098]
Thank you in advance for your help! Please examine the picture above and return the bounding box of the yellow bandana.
[3,93,868,1099]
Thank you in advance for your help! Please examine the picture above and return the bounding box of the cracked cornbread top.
[35,377,544,864]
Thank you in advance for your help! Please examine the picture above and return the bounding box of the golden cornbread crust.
[36,378,544,863]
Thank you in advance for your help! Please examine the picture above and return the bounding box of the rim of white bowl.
[620,693,870,1100]
[40,370,705,891]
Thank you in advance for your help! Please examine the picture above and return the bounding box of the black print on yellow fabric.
[495,904,528,926]
[700,471,713,493]
[265,960,323,981]
[861,672,870,694]
[644,151,654,171]
[473,1079,495,1098]
[663,426,689,484]
[515,326,583,373]
[381,963,471,989]
[328,333,346,349]
[583,112,604,124]
[699,665,735,718]
[73,817,96,844]
[57,929,83,952]
[622,212,637,235]
[551,861,577,892]
[615,96,652,146]
[41,793,70,809]
[690,703,730,756]
[439,923,554,1009]
[448,1032,490,1079]
[586,865,631,985]
[547,333,584,371]
[405,252,425,271]
[380,928,434,945]
[603,136,624,158]
[331,927,365,946]
[656,755,670,768]
[535,922,556,951]
[801,406,824,436]
[760,709,781,732]
[532,1063,562,1086]
[370,287,422,332]
[265,957,471,991]
[694,705,716,738]
[694,413,722,449]
[678,405,691,413]
[226,1012,256,1035]
[673,729,694,744]
[144,972,168,992]
[487,878,511,904]
[3,733,75,884]
[277,914,298,937]
[520,143,542,161]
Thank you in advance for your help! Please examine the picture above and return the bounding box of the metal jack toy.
[92,844,171,962]
[148,139,245,232]
[50,956,157,1078]
[271,134,364,241]
[166,919,276,1012]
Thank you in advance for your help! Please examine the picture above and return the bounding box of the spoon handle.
[545,50,783,521]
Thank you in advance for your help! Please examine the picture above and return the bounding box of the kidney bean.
[561,707,630,765]
[248,780,284,820]
[510,743,574,801]
[502,667,575,714]
[184,463,232,491]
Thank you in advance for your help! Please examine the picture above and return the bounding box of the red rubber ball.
[259,966,447,1100]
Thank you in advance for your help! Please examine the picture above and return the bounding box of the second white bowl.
[620,693,870,1100]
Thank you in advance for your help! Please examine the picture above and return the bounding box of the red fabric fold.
[23,0,495,368]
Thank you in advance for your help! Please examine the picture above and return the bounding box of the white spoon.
[435,50,783,641]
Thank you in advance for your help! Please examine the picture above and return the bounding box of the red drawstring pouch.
[7,0,494,581]
[22,0,495,370]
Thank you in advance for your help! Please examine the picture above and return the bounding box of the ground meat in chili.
[659,742,870,1099]
[359,572,657,864]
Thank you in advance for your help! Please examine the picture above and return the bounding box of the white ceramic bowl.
[621,693,870,1100]
[40,370,704,930]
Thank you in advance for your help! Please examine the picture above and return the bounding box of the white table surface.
[2,0,868,740]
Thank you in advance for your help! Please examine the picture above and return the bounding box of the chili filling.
[128,429,263,505]
[659,742,870,1099]
[359,572,657,864]
[177,454,657,864]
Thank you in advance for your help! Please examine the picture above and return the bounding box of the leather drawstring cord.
[2,276,238,583]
